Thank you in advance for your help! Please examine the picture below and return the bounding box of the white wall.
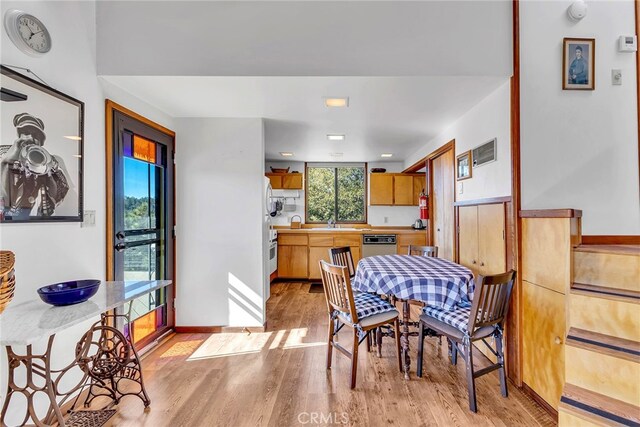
[176,118,266,327]
[405,80,512,201]
[0,2,174,423]
[520,0,639,234]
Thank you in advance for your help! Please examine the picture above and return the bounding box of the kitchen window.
[305,163,367,223]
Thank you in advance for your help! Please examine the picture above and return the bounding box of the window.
[306,163,366,223]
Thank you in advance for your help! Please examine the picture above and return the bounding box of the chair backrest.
[467,270,516,333]
[319,260,359,323]
[408,245,438,258]
[329,246,356,278]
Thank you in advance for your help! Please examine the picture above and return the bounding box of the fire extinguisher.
[419,190,428,220]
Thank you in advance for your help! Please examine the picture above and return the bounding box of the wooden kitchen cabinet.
[278,245,308,278]
[308,247,331,280]
[370,174,394,205]
[397,233,427,255]
[393,175,414,205]
[370,173,424,206]
[523,279,565,409]
[266,173,303,190]
[457,203,505,277]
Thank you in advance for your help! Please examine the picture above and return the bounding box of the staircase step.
[566,328,640,364]
[565,332,640,407]
[570,287,640,342]
[573,246,640,293]
[559,383,640,427]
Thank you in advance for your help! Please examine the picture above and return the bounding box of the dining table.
[352,254,475,379]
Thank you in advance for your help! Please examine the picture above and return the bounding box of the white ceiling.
[97,1,512,162]
[96,1,512,77]
[102,75,509,161]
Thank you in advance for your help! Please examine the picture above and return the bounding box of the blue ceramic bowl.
[37,280,101,306]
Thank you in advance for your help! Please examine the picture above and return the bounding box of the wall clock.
[4,9,52,57]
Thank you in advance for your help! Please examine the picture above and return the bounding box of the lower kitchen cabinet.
[278,245,308,278]
[308,247,331,280]
[397,233,427,255]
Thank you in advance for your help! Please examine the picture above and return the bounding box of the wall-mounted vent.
[472,138,496,168]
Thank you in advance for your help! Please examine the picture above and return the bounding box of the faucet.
[327,219,336,228]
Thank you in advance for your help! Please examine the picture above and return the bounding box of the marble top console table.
[0,280,172,427]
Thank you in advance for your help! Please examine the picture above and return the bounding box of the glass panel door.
[112,112,174,347]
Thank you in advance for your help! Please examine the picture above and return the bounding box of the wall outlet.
[384,216,389,224]
[612,69,622,85]
[82,210,96,227]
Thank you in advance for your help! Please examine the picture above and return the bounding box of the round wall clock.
[4,9,52,57]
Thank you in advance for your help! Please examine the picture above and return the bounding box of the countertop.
[0,280,172,346]
[275,228,426,234]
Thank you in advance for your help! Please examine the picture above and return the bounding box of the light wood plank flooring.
[106,282,554,426]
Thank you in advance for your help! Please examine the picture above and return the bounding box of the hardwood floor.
[106,282,554,426]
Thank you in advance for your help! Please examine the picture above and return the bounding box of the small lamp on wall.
[567,0,588,21]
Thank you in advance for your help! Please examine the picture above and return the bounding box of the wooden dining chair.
[319,260,402,388]
[328,246,356,280]
[407,245,438,258]
[416,270,516,412]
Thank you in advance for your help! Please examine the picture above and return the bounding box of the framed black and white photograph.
[456,150,472,181]
[563,38,595,90]
[1,65,84,222]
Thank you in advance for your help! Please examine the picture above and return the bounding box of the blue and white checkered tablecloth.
[352,255,475,311]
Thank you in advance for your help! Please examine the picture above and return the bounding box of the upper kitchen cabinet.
[370,173,425,206]
[266,173,303,190]
[370,174,394,205]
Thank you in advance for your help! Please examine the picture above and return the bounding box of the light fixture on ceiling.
[381,153,393,158]
[327,134,345,141]
[323,97,349,108]
[567,0,587,21]
[280,152,294,157]
[329,152,344,158]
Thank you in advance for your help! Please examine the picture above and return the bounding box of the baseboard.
[270,271,278,282]
[175,325,266,334]
[521,382,559,421]
[581,235,640,245]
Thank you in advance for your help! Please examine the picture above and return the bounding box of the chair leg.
[496,332,508,398]
[327,315,335,369]
[366,332,372,352]
[417,321,425,378]
[394,319,402,372]
[376,327,382,358]
[350,328,360,389]
[449,339,458,366]
[463,340,478,413]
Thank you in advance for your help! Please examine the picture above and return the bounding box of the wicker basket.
[0,251,15,314]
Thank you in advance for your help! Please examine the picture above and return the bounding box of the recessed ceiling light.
[381,153,393,158]
[64,136,82,141]
[324,97,349,108]
[327,134,345,141]
[280,152,294,157]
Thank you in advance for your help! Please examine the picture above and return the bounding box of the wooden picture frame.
[456,150,472,181]
[563,38,595,90]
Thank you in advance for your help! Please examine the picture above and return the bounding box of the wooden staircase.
[558,244,640,426]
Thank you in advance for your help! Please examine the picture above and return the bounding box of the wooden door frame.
[105,100,177,346]
[425,141,456,252]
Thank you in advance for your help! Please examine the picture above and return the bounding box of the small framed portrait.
[563,38,595,90]
[456,150,472,181]
[1,66,84,223]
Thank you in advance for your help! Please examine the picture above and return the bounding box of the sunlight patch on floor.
[159,339,205,358]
